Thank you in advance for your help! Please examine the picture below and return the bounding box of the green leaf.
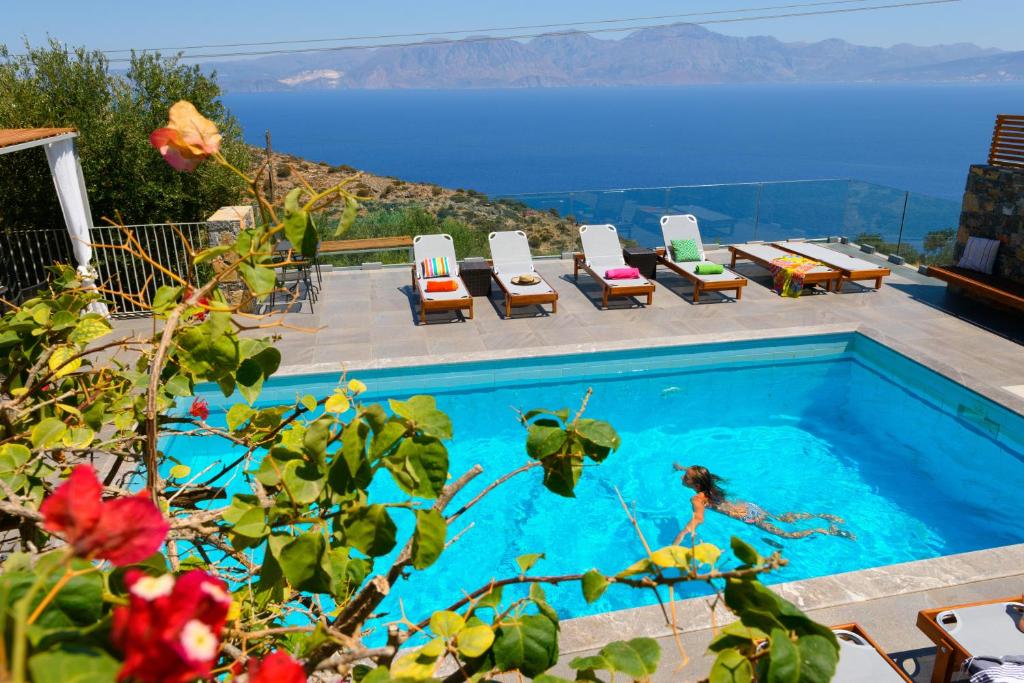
[279,458,326,504]
[327,547,369,600]
[457,625,495,658]
[194,244,232,264]
[521,408,569,423]
[540,454,583,498]
[581,569,610,604]
[708,622,769,653]
[342,504,397,557]
[574,419,620,461]
[709,649,754,683]
[151,285,183,313]
[68,316,112,345]
[600,638,660,679]
[766,628,799,683]
[334,194,359,237]
[430,610,466,638]
[236,347,281,404]
[2,558,103,629]
[796,635,838,683]
[389,396,452,440]
[231,507,269,540]
[492,614,558,678]
[301,394,318,412]
[526,421,567,460]
[383,436,448,499]
[284,188,318,258]
[31,418,67,449]
[325,391,350,414]
[412,509,447,570]
[0,444,31,472]
[731,537,762,566]
[516,553,545,573]
[474,585,503,611]
[370,421,406,460]
[28,645,120,683]
[226,403,255,431]
[269,533,332,594]
[650,545,692,568]
[239,262,276,296]
[164,374,192,398]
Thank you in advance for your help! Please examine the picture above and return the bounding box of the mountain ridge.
[206,23,1013,92]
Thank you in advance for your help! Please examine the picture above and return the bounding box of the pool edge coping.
[557,542,1024,654]
[272,322,1024,417]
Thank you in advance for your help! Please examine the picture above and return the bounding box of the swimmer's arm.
[673,495,706,544]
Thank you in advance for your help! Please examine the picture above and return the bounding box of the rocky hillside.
[255,149,580,257]
[211,23,1003,91]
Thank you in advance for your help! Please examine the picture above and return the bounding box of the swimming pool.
[168,332,1024,623]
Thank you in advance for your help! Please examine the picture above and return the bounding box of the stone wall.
[205,205,256,308]
[957,164,1024,284]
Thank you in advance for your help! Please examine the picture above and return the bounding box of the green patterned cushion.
[671,239,700,262]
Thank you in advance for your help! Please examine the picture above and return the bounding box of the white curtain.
[44,139,108,316]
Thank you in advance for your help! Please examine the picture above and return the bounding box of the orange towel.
[425,279,459,292]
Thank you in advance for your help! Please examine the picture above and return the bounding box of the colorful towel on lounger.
[768,255,820,297]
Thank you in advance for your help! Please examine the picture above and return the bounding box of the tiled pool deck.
[116,243,1024,681]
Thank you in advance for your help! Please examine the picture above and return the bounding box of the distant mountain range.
[207,23,1020,92]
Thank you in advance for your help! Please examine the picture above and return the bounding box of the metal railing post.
[753,183,763,242]
[896,191,909,256]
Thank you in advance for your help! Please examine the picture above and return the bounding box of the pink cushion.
[605,267,641,280]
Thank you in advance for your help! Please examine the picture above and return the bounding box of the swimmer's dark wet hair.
[684,466,728,506]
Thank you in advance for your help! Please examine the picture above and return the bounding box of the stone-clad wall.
[958,164,1024,284]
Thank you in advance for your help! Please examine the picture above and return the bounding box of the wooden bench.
[318,236,413,257]
[927,265,1024,312]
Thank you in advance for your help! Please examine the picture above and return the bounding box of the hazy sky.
[2,0,1021,57]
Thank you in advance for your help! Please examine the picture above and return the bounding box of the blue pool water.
[169,334,1024,623]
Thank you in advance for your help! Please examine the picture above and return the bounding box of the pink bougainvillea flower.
[189,398,210,421]
[150,101,222,172]
[112,569,232,683]
[245,651,307,683]
[40,465,168,566]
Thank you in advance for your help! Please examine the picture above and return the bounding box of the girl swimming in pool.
[672,464,855,543]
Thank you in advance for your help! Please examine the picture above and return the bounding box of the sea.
[223,84,1024,200]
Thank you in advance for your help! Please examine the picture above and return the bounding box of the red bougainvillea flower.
[150,101,222,171]
[245,651,307,683]
[112,569,232,683]
[183,286,211,322]
[39,465,168,566]
[189,398,210,421]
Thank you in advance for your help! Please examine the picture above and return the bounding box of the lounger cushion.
[671,239,701,262]
[421,256,451,278]
[832,630,907,683]
[958,236,1000,275]
[937,602,1024,656]
[495,272,555,297]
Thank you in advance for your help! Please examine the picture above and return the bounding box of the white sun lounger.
[918,598,1024,682]
[657,214,747,302]
[411,234,473,324]
[573,224,655,309]
[832,625,912,682]
[728,242,841,292]
[488,231,558,318]
[775,240,891,291]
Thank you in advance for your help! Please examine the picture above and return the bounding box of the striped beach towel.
[967,656,1024,683]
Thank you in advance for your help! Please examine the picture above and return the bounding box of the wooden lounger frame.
[728,245,842,292]
[572,253,654,308]
[410,267,474,324]
[773,243,890,291]
[916,595,1024,683]
[927,265,1024,312]
[833,623,914,682]
[491,271,558,319]
[654,247,746,302]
